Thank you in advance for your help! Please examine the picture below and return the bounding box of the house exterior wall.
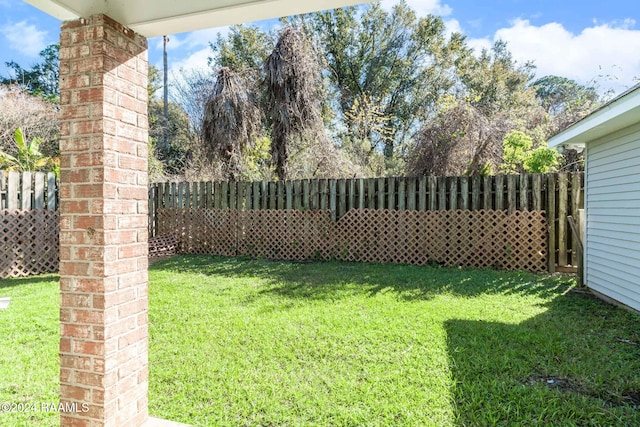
[585,121,640,312]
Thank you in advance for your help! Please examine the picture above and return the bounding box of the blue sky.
[1,0,639,96]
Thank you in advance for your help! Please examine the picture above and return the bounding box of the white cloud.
[380,0,452,16]
[154,26,230,52]
[169,47,212,76]
[468,19,640,95]
[0,20,49,57]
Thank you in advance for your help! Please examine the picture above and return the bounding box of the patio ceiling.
[23,0,368,37]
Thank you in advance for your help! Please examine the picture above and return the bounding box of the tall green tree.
[532,75,600,134]
[1,44,59,102]
[209,25,274,74]
[289,2,469,161]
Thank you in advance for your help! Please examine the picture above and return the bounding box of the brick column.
[58,14,149,427]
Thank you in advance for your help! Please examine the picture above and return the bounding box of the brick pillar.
[58,14,149,427]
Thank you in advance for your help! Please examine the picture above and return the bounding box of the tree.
[532,75,600,134]
[0,85,59,160]
[1,44,59,102]
[201,67,262,180]
[500,130,560,174]
[210,25,274,75]
[0,128,53,173]
[148,99,195,176]
[289,2,468,164]
[170,68,216,139]
[264,27,326,180]
[457,40,538,119]
[406,97,505,176]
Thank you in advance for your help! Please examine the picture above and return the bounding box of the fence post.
[547,174,557,273]
[557,173,568,267]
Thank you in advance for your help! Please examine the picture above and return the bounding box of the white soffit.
[23,0,369,37]
[549,84,640,147]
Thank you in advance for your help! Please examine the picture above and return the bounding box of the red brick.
[73,340,105,356]
[60,354,92,370]
[72,309,104,325]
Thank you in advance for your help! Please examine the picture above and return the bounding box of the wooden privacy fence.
[157,208,548,272]
[0,171,59,278]
[150,173,583,272]
[0,170,58,210]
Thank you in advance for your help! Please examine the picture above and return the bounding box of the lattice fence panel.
[157,208,547,272]
[156,208,237,256]
[0,210,59,278]
[238,210,334,260]
[289,209,546,271]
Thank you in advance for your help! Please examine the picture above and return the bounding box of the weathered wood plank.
[367,178,375,209]
[495,175,504,210]
[571,172,583,266]
[170,182,177,208]
[483,176,492,210]
[387,177,396,210]
[311,179,319,210]
[293,180,302,209]
[547,174,557,273]
[277,181,285,210]
[302,179,310,209]
[397,177,406,210]
[177,182,184,208]
[448,177,457,210]
[244,183,253,210]
[407,177,416,210]
[558,173,569,266]
[338,179,347,217]
[437,177,446,210]
[429,176,437,211]
[507,175,517,214]
[319,179,328,210]
[221,181,228,209]
[260,181,268,209]
[285,180,293,209]
[268,182,276,209]
[252,181,259,209]
[418,176,427,211]
[329,179,337,220]
[347,178,355,211]
[357,178,365,209]
[34,172,45,210]
[228,181,236,209]
[532,174,542,211]
[459,176,468,210]
[471,175,480,210]
[377,178,385,209]
[520,174,529,212]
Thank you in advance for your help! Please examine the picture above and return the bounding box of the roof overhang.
[23,0,368,37]
[549,84,640,148]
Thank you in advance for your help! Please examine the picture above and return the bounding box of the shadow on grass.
[150,254,573,302]
[445,291,640,425]
[0,274,58,290]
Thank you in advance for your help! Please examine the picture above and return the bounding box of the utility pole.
[163,35,169,151]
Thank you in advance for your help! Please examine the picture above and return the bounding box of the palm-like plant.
[0,128,48,172]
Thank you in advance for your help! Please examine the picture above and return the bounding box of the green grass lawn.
[1,256,639,426]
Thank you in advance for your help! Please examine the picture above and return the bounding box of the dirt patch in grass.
[526,375,640,408]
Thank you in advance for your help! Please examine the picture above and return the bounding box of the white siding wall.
[586,122,640,312]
